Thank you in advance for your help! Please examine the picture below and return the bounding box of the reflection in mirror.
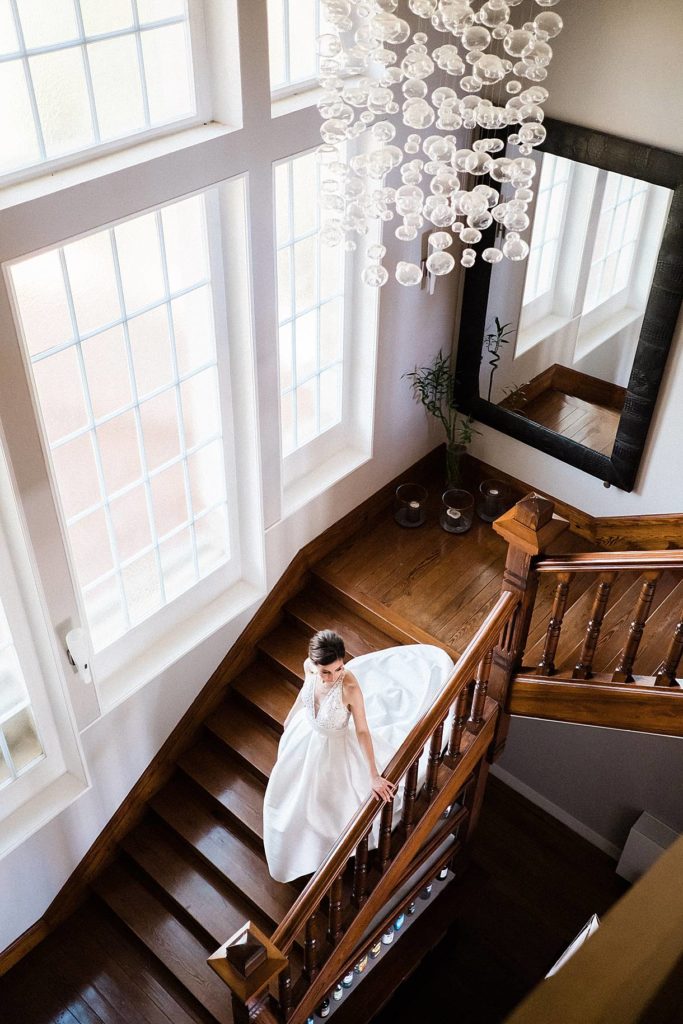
[480,149,672,458]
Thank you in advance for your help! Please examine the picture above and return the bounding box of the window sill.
[96,578,263,716]
[0,770,87,861]
[271,84,324,119]
[0,122,237,213]
[516,313,571,355]
[281,446,371,519]
[575,307,644,359]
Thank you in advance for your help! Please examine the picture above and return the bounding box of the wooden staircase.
[89,578,433,1024]
[2,481,681,1024]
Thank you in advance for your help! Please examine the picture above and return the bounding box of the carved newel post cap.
[208,922,288,1006]
[493,492,569,555]
[225,929,267,976]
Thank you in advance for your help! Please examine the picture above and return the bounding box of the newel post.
[489,493,569,760]
[208,922,288,1024]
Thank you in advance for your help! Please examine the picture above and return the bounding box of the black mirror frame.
[454,118,683,492]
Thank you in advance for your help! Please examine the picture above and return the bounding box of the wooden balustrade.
[351,837,369,909]
[377,800,393,874]
[467,650,492,734]
[327,875,343,945]
[444,687,469,767]
[401,757,420,837]
[424,718,445,800]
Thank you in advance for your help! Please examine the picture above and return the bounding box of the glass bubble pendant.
[395,261,423,286]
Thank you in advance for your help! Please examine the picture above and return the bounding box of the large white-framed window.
[5,188,245,683]
[0,0,208,182]
[522,153,573,314]
[273,144,380,507]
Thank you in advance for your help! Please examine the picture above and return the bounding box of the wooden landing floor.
[515,389,621,456]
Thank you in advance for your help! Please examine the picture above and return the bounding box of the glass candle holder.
[440,489,474,533]
[476,478,513,522]
[394,483,428,528]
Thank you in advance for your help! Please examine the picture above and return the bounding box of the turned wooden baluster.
[538,572,573,675]
[352,835,369,908]
[423,718,445,801]
[327,874,344,945]
[279,964,293,1019]
[304,911,319,981]
[467,650,492,734]
[654,608,683,686]
[401,757,420,836]
[444,687,469,768]
[573,572,613,679]
[378,799,394,874]
[612,572,659,682]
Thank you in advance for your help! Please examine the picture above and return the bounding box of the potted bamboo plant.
[404,350,478,486]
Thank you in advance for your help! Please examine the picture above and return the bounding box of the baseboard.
[489,764,621,861]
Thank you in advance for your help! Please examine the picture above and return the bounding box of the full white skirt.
[262,644,454,883]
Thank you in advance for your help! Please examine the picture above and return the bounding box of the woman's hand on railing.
[371,775,397,802]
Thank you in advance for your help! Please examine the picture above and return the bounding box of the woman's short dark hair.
[309,630,345,666]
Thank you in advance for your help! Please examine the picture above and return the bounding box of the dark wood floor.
[515,389,621,456]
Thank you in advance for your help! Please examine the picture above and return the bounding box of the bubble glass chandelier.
[316,0,564,287]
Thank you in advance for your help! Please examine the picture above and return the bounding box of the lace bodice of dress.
[301,660,351,732]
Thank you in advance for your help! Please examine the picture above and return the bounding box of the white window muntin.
[275,147,347,463]
[0,0,208,183]
[6,188,240,676]
[523,153,573,312]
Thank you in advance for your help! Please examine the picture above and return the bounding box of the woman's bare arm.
[345,673,396,803]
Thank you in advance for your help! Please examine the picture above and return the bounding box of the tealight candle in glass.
[440,489,474,533]
[476,478,513,522]
[394,483,428,528]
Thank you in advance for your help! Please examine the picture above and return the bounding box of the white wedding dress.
[262,644,454,883]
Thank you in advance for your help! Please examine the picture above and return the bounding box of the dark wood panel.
[179,739,265,842]
[205,701,278,783]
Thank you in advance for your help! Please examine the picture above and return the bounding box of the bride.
[263,629,454,883]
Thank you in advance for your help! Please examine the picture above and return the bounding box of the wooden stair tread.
[231,661,299,732]
[94,860,232,1024]
[206,700,279,782]
[285,589,399,657]
[121,817,270,945]
[149,779,295,925]
[312,566,459,659]
[179,739,265,842]
[257,621,310,681]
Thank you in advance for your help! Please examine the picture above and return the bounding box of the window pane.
[0,1,19,55]
[81,326,132,420]
[267,0,322,91]
[115,212,165,315]
[195,505,229,576]
[88,34,145,142]
[296,379,317,446]
[137,0,186,22]
[79,0,133,35]
[279,322,293,391]
[292,155,317,237]
[128,306,174,397]
[295,308,317,383]
[267,0,286,90]
[68,508,114,585]
[274,162,290,246]
[160,528,195,601]
[139,388,181,470]
[51,434,101,518]
[10,249,72,356]
[141,23,193,126]
[32,347,89,443]
[0,646,27,719]
[16,0,78,50]
[4,707,43,774]
[162,196,210,294]
[320,299,342,366]
[30,47,94,158]
[10,196,228,651]
[294,236,317,311]
[64,231,121,336]
[109,485,151,562]
[172,286,215,377]
[0,61,41,174]
[319,364,341,432]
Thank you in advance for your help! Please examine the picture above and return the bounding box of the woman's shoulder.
[342,669,361,694]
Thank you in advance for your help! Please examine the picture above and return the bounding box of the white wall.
[468,0,683,514]
[473,0,683,861]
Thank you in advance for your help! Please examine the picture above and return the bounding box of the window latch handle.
[65,628,93,685]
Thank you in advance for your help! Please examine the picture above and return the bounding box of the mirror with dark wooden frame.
[454,119,683,492]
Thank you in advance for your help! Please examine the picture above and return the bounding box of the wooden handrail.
[535,550,683,574]
[270,589,519,956]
